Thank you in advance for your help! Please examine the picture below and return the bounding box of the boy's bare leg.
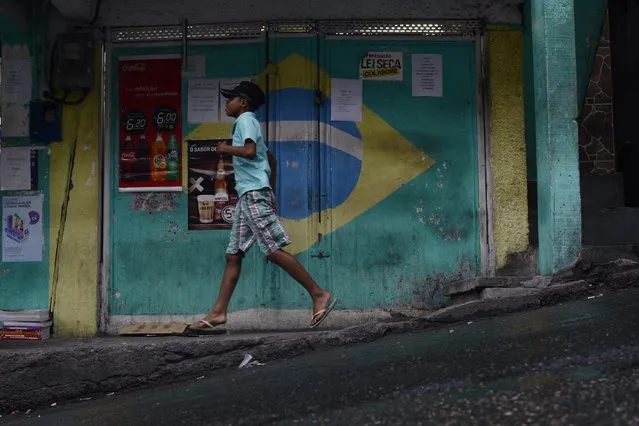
[267,249,332,323]
[190,254,243,328]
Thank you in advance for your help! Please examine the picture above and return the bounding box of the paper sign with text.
[359,52,403,81]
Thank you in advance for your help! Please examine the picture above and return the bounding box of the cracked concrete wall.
[578,14,615,175]
[99,0,524,26]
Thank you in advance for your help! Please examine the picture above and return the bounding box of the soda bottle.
[166,133,180,182]
[120,136,136,181]
[135,134,150,181]
[214,158,228,221]
[151,133,167,182]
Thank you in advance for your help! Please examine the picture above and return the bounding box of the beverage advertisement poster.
[118,55,183,192]
[2,194,44,263]
[187,139,238,230]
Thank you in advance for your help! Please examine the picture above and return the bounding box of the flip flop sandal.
[185,320,227,336]
[310,298,339,329]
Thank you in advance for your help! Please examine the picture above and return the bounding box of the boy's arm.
[217,139,256,160]
[267,150,277,192]
[217,119,259,159]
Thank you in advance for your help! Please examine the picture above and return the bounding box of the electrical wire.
[89,0,103,25]
[49,105,82,314]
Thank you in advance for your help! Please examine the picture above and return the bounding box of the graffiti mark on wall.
[130,192,179,212]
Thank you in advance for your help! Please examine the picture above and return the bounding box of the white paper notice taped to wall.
[1,58,32,104]
[188,79,219,124]
[412,54,443,97]
[0,147,31,191]
[0,105,29,137]
[330,78,363,122]
[184,55,206,78]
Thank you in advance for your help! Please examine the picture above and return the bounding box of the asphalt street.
[4,288,639,425]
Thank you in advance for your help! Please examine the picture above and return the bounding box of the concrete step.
[445,276,532,297]
[582,208,639,245]
[580,173,625,211]
[480,287,541,300]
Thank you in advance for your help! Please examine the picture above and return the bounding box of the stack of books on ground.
[0,310,52,341]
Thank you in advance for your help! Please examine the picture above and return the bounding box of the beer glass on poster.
[120,105,179,183]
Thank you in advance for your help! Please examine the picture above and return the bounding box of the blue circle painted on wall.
[264,88,363,221]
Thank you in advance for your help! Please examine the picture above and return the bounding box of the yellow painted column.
[49,50,101,337]
[487,26,530,270]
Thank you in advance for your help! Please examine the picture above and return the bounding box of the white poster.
[330,78,363,123]
[0,105,29,137]
[220,78,254,123]
[2,195,44,263]
[183,55,206,78]
[0,147,32,191]
[1,58,33,104]
[360,52,404,81]
[188,79,219,124]
[412,54,443,97]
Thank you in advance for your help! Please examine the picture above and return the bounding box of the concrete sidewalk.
[1,258,638,416]
[0,324,421,416]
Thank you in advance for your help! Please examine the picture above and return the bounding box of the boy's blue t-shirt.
[231,112,271,197]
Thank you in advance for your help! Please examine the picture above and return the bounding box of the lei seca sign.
[359,52,403,81]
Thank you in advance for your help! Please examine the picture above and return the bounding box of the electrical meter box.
[29,100,62,143]
[54,33,95,91]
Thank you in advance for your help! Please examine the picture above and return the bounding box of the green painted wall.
[0,4,51,310]
[531,0,582,274]
[320,38,480,306]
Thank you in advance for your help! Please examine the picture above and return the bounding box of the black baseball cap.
[220,81,265,109]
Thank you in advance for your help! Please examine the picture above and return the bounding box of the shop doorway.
[103,23,486,331]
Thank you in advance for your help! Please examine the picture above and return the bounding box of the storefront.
[1,0,592,337]
[103,21,489,331]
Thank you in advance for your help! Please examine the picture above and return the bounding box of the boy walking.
[189,81,337,332]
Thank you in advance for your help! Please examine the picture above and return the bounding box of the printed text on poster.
[118,56,183,192]
[2,195,44,263]
[188,139,239,230]
[360,52,403,81]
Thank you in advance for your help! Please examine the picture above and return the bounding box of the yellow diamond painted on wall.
[185,54,435,255]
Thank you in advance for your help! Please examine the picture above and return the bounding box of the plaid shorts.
[226,189,291,256]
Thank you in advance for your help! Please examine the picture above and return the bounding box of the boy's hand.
[216,142,228,154]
